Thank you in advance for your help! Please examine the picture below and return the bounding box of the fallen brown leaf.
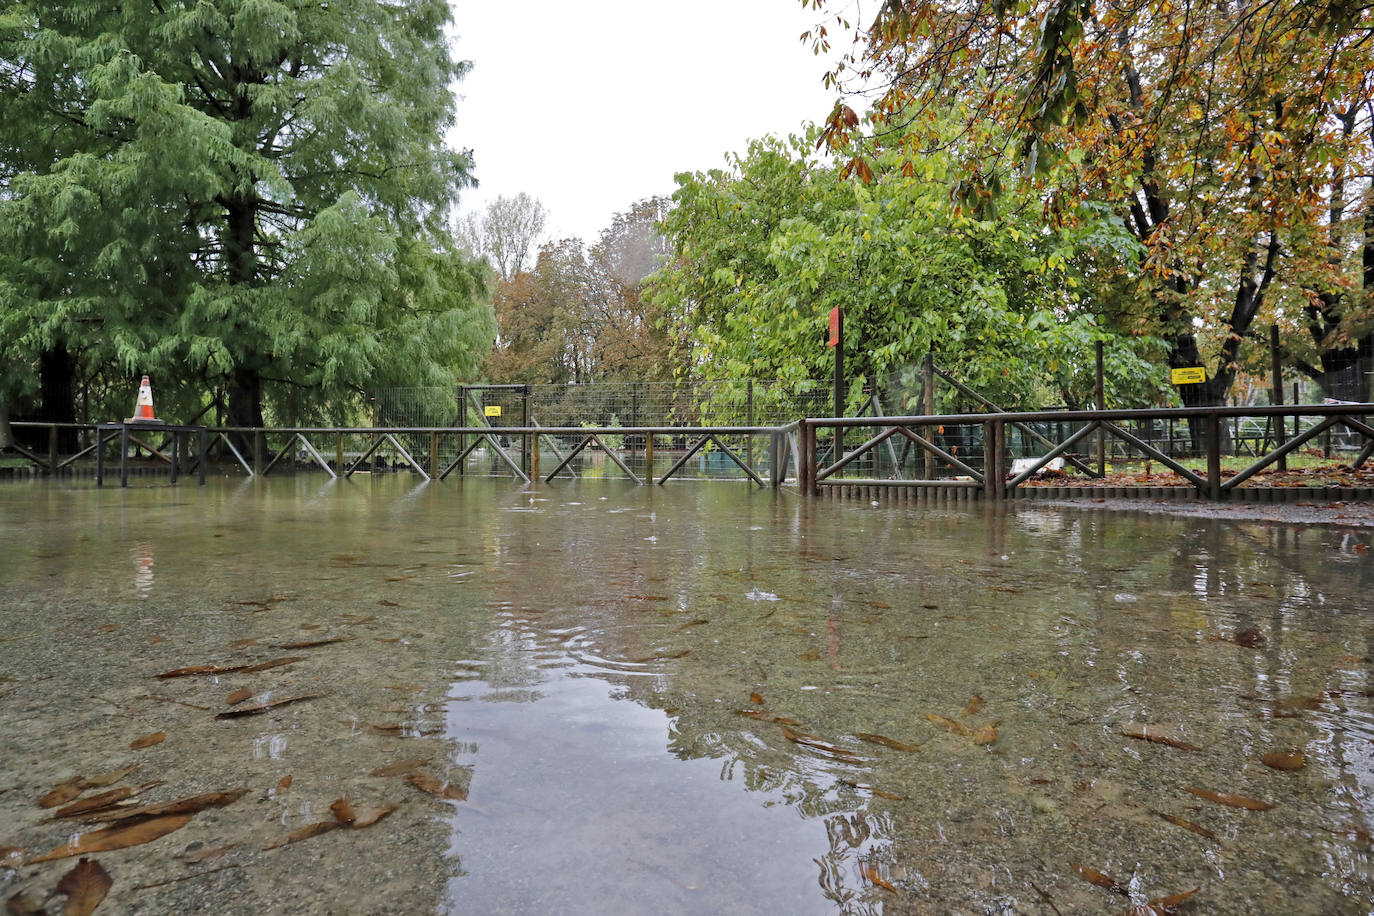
[1260,751,1305,771]
[77,766,138,790]
[53,783,158,819]
[749,692,764,705]
[349,803,398,828]
[405,772,468,801]
[927,713,971,737]
[973,724,998,745]
[855,733,920,753]
[215,694,319,719]
[28,814,193,863]
[179,844,233,865]
[154,657,303,679]
[781,728,863,762]
[39,779,84,809]
[129,732,165,750]
[962,695,985,717]
[83,789,246,824]
[859,861,896,893]
[1152,810,1217,840]
[1069,862,1127,896]
[226,688,252,706]
[262,820,340,850]
[56,857,112,916]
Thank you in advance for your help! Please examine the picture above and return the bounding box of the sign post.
[829,306,843,463]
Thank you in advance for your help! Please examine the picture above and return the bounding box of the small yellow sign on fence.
[1171,367,1207,385]
[484,405,502,417]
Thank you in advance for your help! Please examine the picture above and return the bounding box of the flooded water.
[1,476,1372,914]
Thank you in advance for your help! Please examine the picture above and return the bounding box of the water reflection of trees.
[471,495,1374,912]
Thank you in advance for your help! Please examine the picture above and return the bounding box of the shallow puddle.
[1,476,1372,913]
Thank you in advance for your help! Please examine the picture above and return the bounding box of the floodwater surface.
[1,476,1373,914]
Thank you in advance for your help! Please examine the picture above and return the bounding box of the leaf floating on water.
[1069,862,1128,896]
[973,724,998,745]
[39,779,84,809]
[377,600,401,608]
[83,789,246,824]
[28,814,193,863]
[226,688,253,706]
[856,733,920,753]
[263,820,340,850]
[795,650,822,662]
[1184,787,1274,811]
[55,857,112,916]
[1120,727,1201,751]
[859,862,896,893]
[369,758,430,778]
[1152,810,1217,840]
[749,693,764,705]
[674,618,710,632]
[215,694,319,719]
[926,714,972,737]
[961,695,985,717]
[276,775,292,794]
[405,772,468,801]
[78,766,138,790]
[367,724,404,736]
[1260,751,1305,771]
[780,728,863,763]
[129,732,165,750]
[278,636,354,650]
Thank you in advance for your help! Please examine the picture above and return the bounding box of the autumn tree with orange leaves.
[806,0,1374,404]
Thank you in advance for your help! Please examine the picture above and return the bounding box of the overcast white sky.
[447,1,846,244]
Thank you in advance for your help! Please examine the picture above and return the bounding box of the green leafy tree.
[648,131,1162,413]
[0,0,493,430]
[806,0,1374,404]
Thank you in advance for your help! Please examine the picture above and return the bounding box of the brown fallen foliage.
[926,714,971,737]
[83,789,246,824]
[855,733,921,753]
[1184,787,1274,811]
[28,814,193,863]
[405,772,468,801]
[129,732,165,750]
[53,783,158,819]
[56,858,112,916]
[1260,751,1305,771]
[369,758,430,778]
[215,694,319,719]
[155,657,303,679]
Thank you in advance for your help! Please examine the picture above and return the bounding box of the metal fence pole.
[1206,412,1222,499]
[1271,325,1287,470]
[644,433,654,484]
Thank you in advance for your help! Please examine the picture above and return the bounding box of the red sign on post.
[828,306,840,348]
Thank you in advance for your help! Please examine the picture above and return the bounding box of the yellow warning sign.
[1171,367,1207,385]
[484,405,502,417]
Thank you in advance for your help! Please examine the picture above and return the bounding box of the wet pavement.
[1,476,1372,914]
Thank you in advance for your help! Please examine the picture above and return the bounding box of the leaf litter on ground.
[55,857,112,916]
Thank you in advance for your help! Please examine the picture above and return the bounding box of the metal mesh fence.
[373,380,835,431]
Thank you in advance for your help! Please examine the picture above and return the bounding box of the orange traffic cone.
[126,375,163,424]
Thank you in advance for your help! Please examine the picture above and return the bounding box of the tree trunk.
[1317,335,1373,403]
[37,345,79,451]
[1168,330,1230,456]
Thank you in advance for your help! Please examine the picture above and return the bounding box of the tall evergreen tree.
[0,0,493,427]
